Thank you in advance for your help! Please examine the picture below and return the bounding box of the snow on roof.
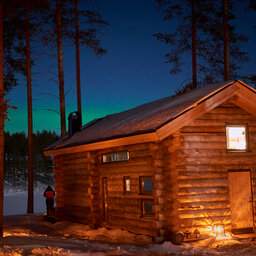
[45,80,239,151]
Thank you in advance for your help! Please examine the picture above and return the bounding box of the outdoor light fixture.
[212,224,225,236]
[184,230,191,239]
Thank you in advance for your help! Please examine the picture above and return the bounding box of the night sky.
[4,0,256,135]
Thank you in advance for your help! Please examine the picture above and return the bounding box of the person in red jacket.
[44,186,55,217]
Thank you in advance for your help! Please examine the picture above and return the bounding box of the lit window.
[102,151,129,163]
[140,176,154,195]
[226,125,248,151]
[124,177,131,193]
[142,199,154,217]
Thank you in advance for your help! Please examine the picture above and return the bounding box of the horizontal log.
[104,222,157,237]
[62,179,90,186]
[63,197,90,207]
[108,209,141,219]
[108,193,153,200]
[178,179,228,188]
[176,149,256,158]
[100,143,150,154]
[181,126,225,133]
[177,156,256,166]
[178,186,228,196]
[177,164,254,172]
[63,157,89,165]
[62,169,90,176]
[178,172,227,180]
[179,201,230,211]
[107,216,156,236]
[179,208,230,219]
[62,183,90,192]
[180,216,231,228]
[182,135,225,143]
[180,224,232,234]
[181,142,226,150]
[63,164,89,172]
[62,152,88,162]
[178,194,229,203]
[129,149,153,158]
[63,175,90,182]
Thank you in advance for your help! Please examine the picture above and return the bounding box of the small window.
[142,199,154,217]
[102,151,129,163]
[226,125,248,151]
[123,176,131,193]
[140,176,154,195]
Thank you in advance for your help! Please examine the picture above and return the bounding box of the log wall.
[171,100,256,234]
[98,143,157,237]
[53,152,91,223]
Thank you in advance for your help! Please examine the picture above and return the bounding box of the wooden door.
[102,177,108,222]
[228,170,254,233]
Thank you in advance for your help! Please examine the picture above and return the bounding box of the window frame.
[139,176,154,195]
[123,176,131,194]
[102,151,129,164]
[226,124,249,152]
[141,199,154,218]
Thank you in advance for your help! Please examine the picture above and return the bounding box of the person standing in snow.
[43,186,55,217]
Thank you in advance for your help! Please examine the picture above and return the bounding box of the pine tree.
[154,0,249,88]
[0,0,4,238]
[25,0,34,214]
[41,0,108,131]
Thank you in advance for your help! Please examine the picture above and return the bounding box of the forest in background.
[4,130,59,190]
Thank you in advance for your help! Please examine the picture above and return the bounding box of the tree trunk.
[0,0,4,238]
[25,0,34,214]
[75,0,82,119]
[56,0,66,137]
[222,0,230,81]
[191,0,197,89]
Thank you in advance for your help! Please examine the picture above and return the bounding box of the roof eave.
[44,80,254,157]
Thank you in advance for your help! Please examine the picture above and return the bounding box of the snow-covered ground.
[4,188,46,215]
[3,191,256,255]
[2,214,256,255]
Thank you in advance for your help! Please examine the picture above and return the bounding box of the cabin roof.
[44,80,256,155]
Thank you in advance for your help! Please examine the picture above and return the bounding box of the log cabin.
[44,80,256,242]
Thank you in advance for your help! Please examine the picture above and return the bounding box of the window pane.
[102,151,129,163]
[227,126,247,150]
[143,179,154,192]
[143,200,153,216]
[125,178,131,192]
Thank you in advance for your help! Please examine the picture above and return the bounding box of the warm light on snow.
[226,126,247,150]
[4,232,30,237]
[210,224,231,240]
[212,224,225,235]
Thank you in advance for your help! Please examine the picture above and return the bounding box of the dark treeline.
[4,130,59,189]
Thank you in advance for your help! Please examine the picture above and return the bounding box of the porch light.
[194,229,200,238]
[184,230,191,239]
